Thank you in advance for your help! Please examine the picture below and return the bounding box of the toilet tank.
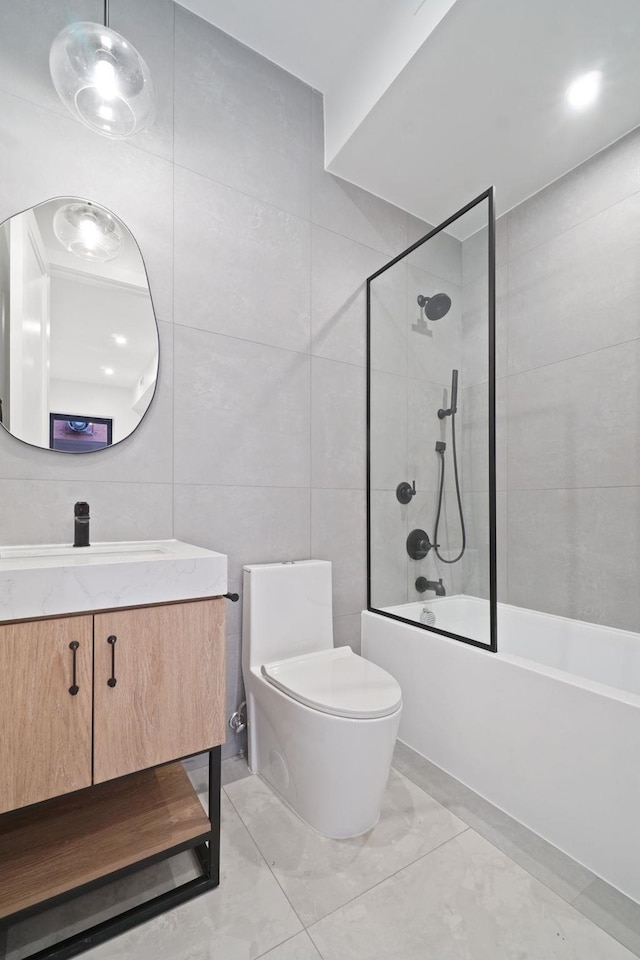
[242,560,333,669]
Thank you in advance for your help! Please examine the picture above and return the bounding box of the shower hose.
[434,408,466,563]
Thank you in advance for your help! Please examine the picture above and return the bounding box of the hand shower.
[438,368,458,419]
[434,369,466,563]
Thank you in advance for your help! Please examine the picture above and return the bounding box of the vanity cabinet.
[0,595,226,959]
[93,600,225,782]
[0,616,93,815]
[0,599,225,811]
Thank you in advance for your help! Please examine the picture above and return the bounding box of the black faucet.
[74,501,90,548]
[415,576,446,597]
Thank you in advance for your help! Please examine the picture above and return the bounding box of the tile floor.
[3,746,640,960]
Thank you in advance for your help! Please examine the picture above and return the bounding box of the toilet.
[242,560,402,838]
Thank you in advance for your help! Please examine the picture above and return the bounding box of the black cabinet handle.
[224,592,239,602]
[107,635,117,687]
[69,641,79,696]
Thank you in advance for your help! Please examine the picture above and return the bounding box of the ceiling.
[174,0,394,93]
[175,0,640,235]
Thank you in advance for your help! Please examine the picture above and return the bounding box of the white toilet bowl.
[242,560,402,838]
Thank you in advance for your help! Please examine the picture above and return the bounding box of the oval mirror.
[0,197,158,452]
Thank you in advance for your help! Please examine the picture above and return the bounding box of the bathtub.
[362,596,640,904]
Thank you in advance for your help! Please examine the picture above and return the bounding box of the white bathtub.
[362,596,640,903]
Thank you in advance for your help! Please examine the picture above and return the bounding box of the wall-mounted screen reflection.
[49,413,113,452]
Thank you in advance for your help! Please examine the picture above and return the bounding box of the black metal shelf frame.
[0,746,221,960]
[366,187,497,653]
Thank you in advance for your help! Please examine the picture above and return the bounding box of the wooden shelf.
[0,763,210,921]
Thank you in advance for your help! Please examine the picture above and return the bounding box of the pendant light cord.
[104,0,109,27]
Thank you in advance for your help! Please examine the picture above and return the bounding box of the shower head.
[417,292,451,321]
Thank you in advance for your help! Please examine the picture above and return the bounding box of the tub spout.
[415,576,446,597]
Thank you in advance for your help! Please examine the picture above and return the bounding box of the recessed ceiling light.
[103,367,115,376]
[113,335,127,345]
[566,71,602,110]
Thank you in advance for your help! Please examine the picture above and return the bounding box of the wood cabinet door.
[93,599,226,784]
[0,616,93,814]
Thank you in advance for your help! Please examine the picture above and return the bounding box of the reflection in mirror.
[0,197,158,453]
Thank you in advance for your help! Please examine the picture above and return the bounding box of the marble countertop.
[0,539,227,622]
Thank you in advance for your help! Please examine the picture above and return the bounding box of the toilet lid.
[261,647,402,719]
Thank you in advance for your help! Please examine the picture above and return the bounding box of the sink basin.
[0,542,169,561]
[0,539,227,621]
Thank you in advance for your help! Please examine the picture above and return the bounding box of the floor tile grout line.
[225,763,640,959]
[391,760,589,896]
[254,930,320,960]
[305,794,640,960]
[303,827,472,935]
[223,785,309,931]
[219,786,295,917]
[224,773,473,934]
[389,757,640,949]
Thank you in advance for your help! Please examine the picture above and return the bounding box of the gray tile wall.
[369,225,467,609]
[368,212,500,616]
[457,126,640,631]
[459,222,508,603]
[438,121,640,629]
[500,125,640,630]
[0,1,414,756]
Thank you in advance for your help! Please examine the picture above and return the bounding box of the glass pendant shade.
[53,202,123,262]
[49,21,155,139]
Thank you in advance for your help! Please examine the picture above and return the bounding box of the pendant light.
[53,201,123,262]
[49,0,155,139]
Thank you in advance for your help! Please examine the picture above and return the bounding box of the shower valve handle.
[396,480,416,504]
[407,528,433,560]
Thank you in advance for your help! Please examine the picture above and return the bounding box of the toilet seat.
[261,646,402,719]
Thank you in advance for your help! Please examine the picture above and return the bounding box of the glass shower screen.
[367,189,496,650]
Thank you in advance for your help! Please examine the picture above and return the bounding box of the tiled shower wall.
[0,0,420,756]
[373,118,640,638]
[369,217,495,612]
[499,125,640,632]
[368,224,466,607]
[459,221,504,603]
